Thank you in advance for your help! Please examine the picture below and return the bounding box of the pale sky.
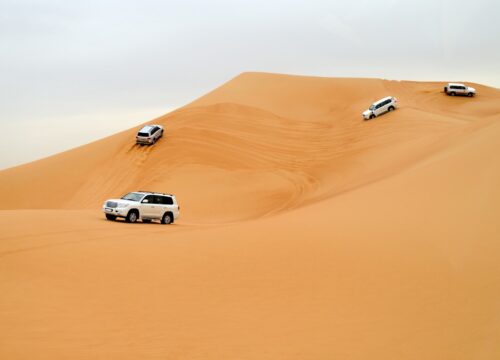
[1,0,499,169]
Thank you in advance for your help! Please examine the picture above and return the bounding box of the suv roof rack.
[137,190,173,196]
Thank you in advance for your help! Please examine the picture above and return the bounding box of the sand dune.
[1,72,500,359]
[1,73,499,223]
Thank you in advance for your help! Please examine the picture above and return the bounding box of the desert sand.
[1,72,500,359]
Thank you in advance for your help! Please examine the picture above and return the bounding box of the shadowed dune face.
[1,73,499,223]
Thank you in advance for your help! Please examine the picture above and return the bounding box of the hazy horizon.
[1,0,499,169]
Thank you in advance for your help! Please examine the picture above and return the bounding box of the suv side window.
[151,127,158,135]
[143,195,154,203]
[159,196,173,205]
[151,195,163,204]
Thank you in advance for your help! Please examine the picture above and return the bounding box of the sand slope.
[1,73,500,359]
[2,73,499,223]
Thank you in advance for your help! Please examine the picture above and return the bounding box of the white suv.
[103,191,180,224]
[444,83,476,97]
[362,96,398,120]
[136,125,163,145]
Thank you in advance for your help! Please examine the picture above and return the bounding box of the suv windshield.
[121,192,144,202]
[369,104,376,110]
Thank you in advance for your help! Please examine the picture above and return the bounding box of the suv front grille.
[106,201,118,208]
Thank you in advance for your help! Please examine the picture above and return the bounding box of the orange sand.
[1,72,500,359]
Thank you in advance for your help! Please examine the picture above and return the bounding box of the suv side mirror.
[142,199,149,203]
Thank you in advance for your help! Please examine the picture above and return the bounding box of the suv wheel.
[369,114,375,119]
[467,92,473,97]
[388,106,395,112]
[126,210,139,223]
[450,92,456,96]
[105,214,117,221]
[161,213,173,225]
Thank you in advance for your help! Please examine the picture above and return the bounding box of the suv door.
[155,127,162,140]
[151,127,160,141]
[141,195,156,218]
[151,195,166,218]
[157,195,173,216]
[376,100,388,115]
[378,100,387,114]
[451,85,461,94]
